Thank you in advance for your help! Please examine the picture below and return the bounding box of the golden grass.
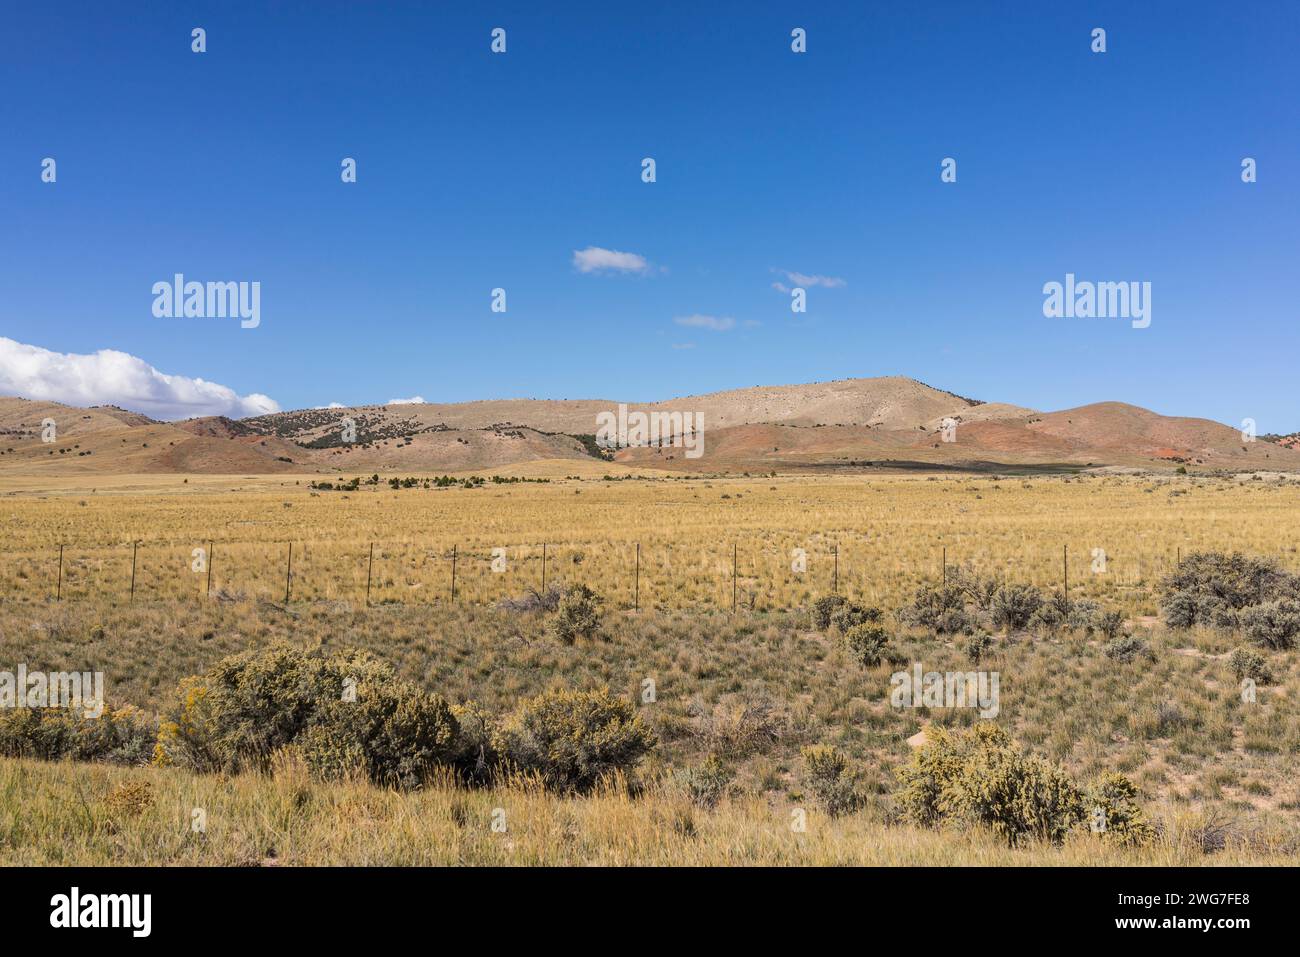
[2,756,1291,866]
[1,472,1298,615]
[2,470,1298,865]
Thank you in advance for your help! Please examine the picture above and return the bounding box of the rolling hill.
[1,377,1296,477]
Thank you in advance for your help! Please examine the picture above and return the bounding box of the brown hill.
[1,378,1297,476]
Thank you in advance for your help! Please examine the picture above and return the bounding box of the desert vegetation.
[0,473,1298,864]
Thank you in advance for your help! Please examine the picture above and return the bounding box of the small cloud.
[386,396,427,405]
[0,336,278,420]
[314,402,346,410]
[772,268,846,289]
[573,246,652,275]
[673,314,735,332]
[771,281,790,293]
[671,342,696,350]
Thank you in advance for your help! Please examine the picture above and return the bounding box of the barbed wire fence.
[0,537,1201,613]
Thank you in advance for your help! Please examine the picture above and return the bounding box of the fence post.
[732,543,737,614]
[541,543,547,593]
[365,542,374,607]
[284,542,293,603]
[942,546,946,585]
[56,544,64,602]
[1063,544,1068,596]
[130,541,138,601]
[833,543,839,595]
[206,542,214,598]
[634,542,640,612]
[451,544,457,601]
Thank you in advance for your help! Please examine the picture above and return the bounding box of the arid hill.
[1,378,1296,476]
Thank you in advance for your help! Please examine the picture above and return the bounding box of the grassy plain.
[1,470,1298,864]
[2,471,1299,615]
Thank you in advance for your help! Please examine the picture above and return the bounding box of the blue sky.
[2,1,1297,428]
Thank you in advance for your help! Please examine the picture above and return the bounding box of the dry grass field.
[1,470,1298,865]
[2,470,1299,615]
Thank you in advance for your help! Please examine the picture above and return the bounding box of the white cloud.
[773,268,846,289]
[386,396,427,405]
[0,336,278,420]
[674,314,735,332]
[314,402,347,409]
[572,246,651,274]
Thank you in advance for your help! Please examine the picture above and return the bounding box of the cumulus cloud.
[772,268,846,289]
[386,396,427,405]
[673,314,735,332]
[572,246,651,274]
[0,336,278,420]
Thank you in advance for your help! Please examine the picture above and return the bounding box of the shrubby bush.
[896,724,1107,846]
[829,601,883,634]
[844,623,890,667]
[1029,591,1071,632]
[549,584,603,643]
[1097,610,1127,641]
[900,582,977,635]
[1240,599,1300,651]
[674,754,733,809]
[1066,598,1101,634]
[1087,772,1155,847]
[154,645,468,789]
[810,595,847,631]
[965,632,994,664]
[801,744,860,817]
[1103,634,1155,664]
[990,583,1042,631]
[494,687,656,792]
[1161,552,1297,629]
[0,705,155,765]
[448,700,500,785]
[1229,647,1272,685]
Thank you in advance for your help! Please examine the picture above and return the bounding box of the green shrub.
[1160,551,1296,628]
[895,724,1086,846]
[495,687,656,792]
[1030,591,1070,632]
[844,623,890,668]
[1104,634,1154,664]
[801,744,860,817]
[155,645,463,789]
[965,632,993,664]
[1066,598,1101,633]
[1240,599,1300,650]
[1087,772,1154,847]
[990,583,1043,631]
[448,700,500,784]
[0,705,155,765]
[300,685,459,789]
[828,602,883,634]
[549,584,604,643]
[674,754,733,809]
[1097,610,1126,641]
[810,595,848,631]
[1229,647,1273,685]
[901,583,976,634]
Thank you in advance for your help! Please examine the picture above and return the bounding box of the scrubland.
[1,471,1298,865]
